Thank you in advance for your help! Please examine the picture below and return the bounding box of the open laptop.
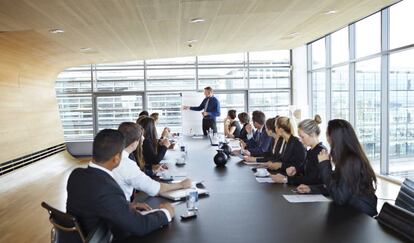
[159,182,209,201]
[208,133,219,146]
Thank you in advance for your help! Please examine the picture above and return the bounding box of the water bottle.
[186,187,198,212]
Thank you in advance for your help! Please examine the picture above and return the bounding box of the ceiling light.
[287,32,300,37]
[186,39,198,43]
[324,10,338,15]
[49,28,65,34]
[80,47,92,51]
[190,18,206,23]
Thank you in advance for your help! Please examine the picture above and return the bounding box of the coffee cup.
[256,168,268,177]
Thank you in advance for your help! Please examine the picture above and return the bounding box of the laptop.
[159,183,209,201]
[208,133,219,146]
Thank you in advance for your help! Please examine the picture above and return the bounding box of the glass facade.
[56,50,291,141]
[308,0,414,180]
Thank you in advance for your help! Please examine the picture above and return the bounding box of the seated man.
[114,122,192,201]
[241,110,272,157]
[66,129,174,240]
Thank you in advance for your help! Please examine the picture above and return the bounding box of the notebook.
[159,187,209,201]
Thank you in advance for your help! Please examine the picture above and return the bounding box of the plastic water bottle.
[186,187,198,212]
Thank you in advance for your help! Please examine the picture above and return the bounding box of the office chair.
[376,202,414,242]
[41,202,112,243]
[395,178,414,213]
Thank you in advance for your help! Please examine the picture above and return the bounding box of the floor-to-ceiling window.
[56,50,291,141]
[307,0,414,180]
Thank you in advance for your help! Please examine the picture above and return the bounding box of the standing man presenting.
[183,86,221,135]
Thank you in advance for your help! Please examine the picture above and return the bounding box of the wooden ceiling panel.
[0,0,400,74]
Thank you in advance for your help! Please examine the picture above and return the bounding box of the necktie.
[204,98,210,112]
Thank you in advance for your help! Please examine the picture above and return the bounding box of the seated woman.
[271,115,325,185]
[260,116,306,173]
[243,117,283,163]
[237,112,250,141]
[224,110,241,138]
[296,119,378,217]
[138,117,170,177]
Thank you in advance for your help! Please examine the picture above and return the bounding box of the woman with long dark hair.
[138,117,170,176]
[297,119,378,217]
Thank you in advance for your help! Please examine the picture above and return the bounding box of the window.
[311,71,326,121]
[95,61,144,92]
[55,67,92,94]
[331,27,349,64]
[214,93,246,133]
[356,13,381,58]
[146,57,196,91]
[389,49,414,179]
[56,50,291,141]
[147,93,182,133]
[331,65,349,120]
[355,58,381,169]
[311,38,325,69]
[249,91,290,119]
[56,95,93,141]
[96,95,143,131]
[390,0,414,49]
[198,53,247,89]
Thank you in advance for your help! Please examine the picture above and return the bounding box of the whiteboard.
[181,91,205,135]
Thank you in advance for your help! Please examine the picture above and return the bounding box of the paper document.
[256,177,275,183]
[243,161,262,166]
[283,194,331,203]
[140,209,162,215]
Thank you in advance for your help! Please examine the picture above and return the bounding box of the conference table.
[123,136,405,243]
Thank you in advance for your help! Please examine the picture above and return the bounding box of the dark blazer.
[311,159,378,217]
[66,166,168,240]
[142,138,168,176]
[278,136,306,171]
[239,123,249,141]
[257,137,284,162]
[246,127,273,157]
[190,96,221,119]
[287,142,325,185]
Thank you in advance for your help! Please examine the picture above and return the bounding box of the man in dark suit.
[242,110,272,157]
[183,86,221,135]
[66,129,175,240]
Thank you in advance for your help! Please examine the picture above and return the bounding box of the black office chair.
[395,178,414,213]
[376,202,414,242]
[41,202,112,243]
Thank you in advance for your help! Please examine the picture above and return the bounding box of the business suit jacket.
[278,135,306,171]
[257,137,284,162]
[142,138,168,176]
[246,128,273,157]
[287,142,326,185]
[311,159,378,217]
[190,96,221,119]
[66,166,168,240]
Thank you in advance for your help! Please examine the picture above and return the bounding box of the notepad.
[282,194,331,203]
[256,177,275,183]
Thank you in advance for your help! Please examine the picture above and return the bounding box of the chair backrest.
[85,222,113,243]
[41,202,86,243]
[395,178,414,213]
[377,202,414,242]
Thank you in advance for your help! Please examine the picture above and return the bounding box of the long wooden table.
[123,137,405,243]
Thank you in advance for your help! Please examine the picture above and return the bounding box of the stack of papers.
[255,177,275,183]
[282,194,331,203]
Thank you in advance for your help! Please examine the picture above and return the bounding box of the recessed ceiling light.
[287,32,300,37]
[190,18,206,23]
[325,10,338,15]
[49,28,65,34]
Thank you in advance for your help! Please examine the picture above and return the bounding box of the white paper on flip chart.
[282,194,332,203]
[255,177,275,183]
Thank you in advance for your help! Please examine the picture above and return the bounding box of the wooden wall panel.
[0,50,65,163]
